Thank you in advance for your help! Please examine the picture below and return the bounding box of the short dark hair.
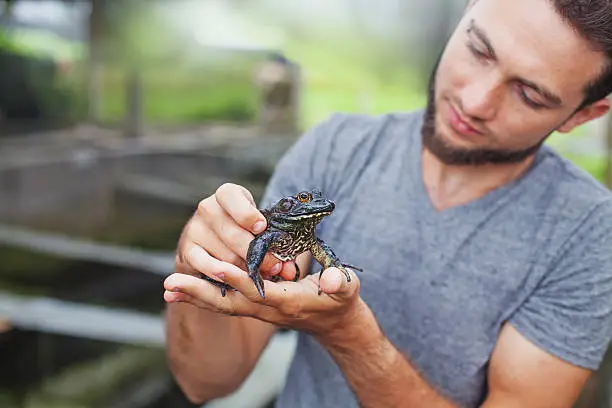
[552,0,612,108]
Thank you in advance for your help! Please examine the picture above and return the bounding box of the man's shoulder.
[538,145,612,218]
[532,146,612,270]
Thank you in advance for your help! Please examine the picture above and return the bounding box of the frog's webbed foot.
[310,238,362,295]
[313,263,359,295]
[339,263,362,273]
[246,230,284,299]
[200,273,235,297]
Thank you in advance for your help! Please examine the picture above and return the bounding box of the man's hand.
[164,182,363,336]
[164,261,363,336]
[168,182,296,283]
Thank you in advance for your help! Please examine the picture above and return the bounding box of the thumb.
[318,267,358,296]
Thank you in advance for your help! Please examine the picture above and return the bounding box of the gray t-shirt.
[259,109,612,407]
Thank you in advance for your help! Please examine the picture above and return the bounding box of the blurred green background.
[0,0,607,183]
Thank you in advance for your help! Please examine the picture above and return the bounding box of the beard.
[420,58,548,166]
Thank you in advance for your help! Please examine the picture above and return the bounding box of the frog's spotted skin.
[200,189,361,299]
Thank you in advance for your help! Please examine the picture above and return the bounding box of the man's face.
[422,0,610,165]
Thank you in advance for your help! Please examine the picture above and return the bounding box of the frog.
[200,189,362,299]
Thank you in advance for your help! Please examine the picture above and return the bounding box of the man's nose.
[459,74,502,121]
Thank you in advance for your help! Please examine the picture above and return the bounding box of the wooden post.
[124,66,142,138]
[87,0,107,123]
[605,109,612,189]
[120,0,144,139]
[255,54,301,136]
[1,0,15,24]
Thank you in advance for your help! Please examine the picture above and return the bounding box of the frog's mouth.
[289,210,333,221]
[288,200,335,220]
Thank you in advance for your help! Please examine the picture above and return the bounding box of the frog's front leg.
[310,237,362,294]
[246,230,284,299]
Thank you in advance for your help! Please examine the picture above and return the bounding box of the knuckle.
[244,289,264,304]
[279,301,301,319]
[260,254,278,271]
[214,303,234,316]
[215,182,236,198]
[185,248,207,274]
[219,298,239,316]
[174,252,190,274]
[220,224,246,252]
[196,196,215,217]
[174,242,203,276]
[224,252,244,268]
[236,212,254,228]
[174,250,183,267]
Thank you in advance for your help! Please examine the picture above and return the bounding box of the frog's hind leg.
[310,237,362,295]
[200,273,233,297]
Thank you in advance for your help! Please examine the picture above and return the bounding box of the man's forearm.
[316,299,457,408]
[165,303,269,403]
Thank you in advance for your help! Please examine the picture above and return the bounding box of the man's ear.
[557,98,611,133]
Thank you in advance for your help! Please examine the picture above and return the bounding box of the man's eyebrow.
[467,20,497,60]
[516,78,563,106]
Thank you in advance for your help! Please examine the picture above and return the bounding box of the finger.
[215,183,267,234]
[189,219,247,270]
[319,267,359,297]
[183,244,245,283]
[164,290,206,308]
[277,262,298,281]
[260,261,284,279]
[164,273,238,314]
[164,272,268,316]
[180,245,270,303]
[205,198,281,274]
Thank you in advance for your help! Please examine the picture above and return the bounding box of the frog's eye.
[297,192,312,203]
[280,199,293,212]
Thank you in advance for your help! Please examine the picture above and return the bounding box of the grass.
[68,62,261,125]
[281,37,427,128]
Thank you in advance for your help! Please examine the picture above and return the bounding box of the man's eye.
[467,43,488,60]
[518,86,546,110]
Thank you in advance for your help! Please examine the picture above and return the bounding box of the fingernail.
[215,272,225,281]
[164,291,179,302]
[253,220,266,233]
[271,263,281,275]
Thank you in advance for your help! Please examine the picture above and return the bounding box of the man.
[163,0,612,406]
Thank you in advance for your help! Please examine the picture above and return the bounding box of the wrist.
[315,297,384,354]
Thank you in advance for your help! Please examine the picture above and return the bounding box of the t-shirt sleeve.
[508,200,612,370]
[258,113,347,208]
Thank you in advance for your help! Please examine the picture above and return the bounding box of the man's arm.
[482,323,591,407]
[164,111,346,402]
[165,302,277,403]
[316,298,457,408]
[316,300,592,408]
[166,249,312,404]
[164,189,287,404]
